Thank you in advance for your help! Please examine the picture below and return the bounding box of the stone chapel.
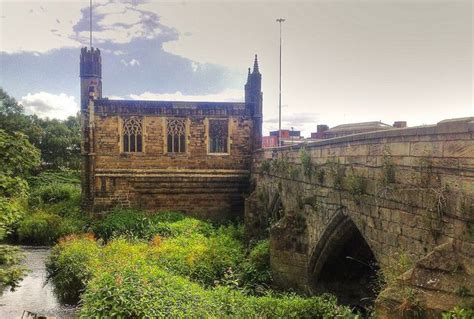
[80,47,263,220]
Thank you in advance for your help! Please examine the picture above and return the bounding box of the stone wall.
[246,117,474,314]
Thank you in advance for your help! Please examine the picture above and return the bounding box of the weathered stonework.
[80,48,262,220]
[246,117,474,314]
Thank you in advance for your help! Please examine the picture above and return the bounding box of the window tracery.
[167,119,186,153]
[209,119,228,153]
[123,118,143,152]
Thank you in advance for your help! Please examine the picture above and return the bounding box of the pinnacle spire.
[252,54,259,74]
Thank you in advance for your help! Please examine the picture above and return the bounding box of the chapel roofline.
[94,98,247,107]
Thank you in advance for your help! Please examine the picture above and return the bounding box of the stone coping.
[94,168,250,175]
[95,98,246,109]
[257,117,474,153]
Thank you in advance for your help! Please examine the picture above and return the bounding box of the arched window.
[123,118,143,152]
[167,119,186,153]
[209,119,228,153]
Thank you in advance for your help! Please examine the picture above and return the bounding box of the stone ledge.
[95,168,250,175]
[255,117,474,154]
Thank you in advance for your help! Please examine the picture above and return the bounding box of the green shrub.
[46,234,100,302]
[56,217,88,238]
[0,197,25,240]
[346,173,366,200]
[79,257,356,319]
[29,182,79,206]
[16,209,87,245]
[260,159,271,174]
[27,170,80,188]
[152,217,214,238]
[211,288,357,318]
[240,239,272,293]
[79,263,216,318]
[442,306,474,319]
[92,209,150,240]
[92,209,209,241]
[18,212,62,244]
[49,235,355,318]
[300,147,313,178]
[0,245,27,294]
[149,225,244,287]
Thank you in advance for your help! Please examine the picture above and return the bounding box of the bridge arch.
[309,210,379,307]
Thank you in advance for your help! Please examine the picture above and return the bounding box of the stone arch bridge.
[245,118,474,316]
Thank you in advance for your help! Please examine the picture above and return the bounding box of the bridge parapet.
[246,117,474,315]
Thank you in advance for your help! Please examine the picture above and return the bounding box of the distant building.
[311,121,407,139]
[262,129,304,148]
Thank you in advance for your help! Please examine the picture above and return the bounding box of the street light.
[291,126,294,145]
[276,18,285,147]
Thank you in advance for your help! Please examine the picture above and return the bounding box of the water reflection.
[0,246,77,319]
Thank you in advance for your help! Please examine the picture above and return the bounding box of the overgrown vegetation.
[47,210,357,317]
[0,245,27,294]
[0,129,40,240]
[300,147,313,178]
[442,306,474,319]
[11,170,89,245]
[375,250,425,318]
[381,151,396,185]
[0,89,84,290]
[346,171,366,202]
[327,158,345,190]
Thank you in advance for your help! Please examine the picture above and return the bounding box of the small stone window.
[209,119,228,153]
[123,118,143,152]
[167,119,186,153]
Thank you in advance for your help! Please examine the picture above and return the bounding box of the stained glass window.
[167,119,186,153]
[209,119,228,153]
[123,118,143,152]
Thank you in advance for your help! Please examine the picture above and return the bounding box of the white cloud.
[129,59,140,66]
[95,2,129,16]
[0,2,84,53]
[20,92,78,120]
[138,1,472,136]
[0,1,164,53]
[120,58,140,67]
[98,10,141,27]
[126,89,243,102]
[191,62,199,72]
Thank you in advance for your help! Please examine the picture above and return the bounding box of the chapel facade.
[80,47,262,220]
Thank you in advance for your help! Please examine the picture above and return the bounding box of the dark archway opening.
[311,216,379,311]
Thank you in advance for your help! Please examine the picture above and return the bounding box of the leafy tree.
[38,115,81,169]
[0,88,81,169]
[0,88,43,145]
[0,129,40,239]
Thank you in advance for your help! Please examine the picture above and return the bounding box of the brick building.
[80,47,263,220]
[262,129,304,148]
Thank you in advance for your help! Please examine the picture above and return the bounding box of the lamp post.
[276,18,285,147]
[291,126,294,145]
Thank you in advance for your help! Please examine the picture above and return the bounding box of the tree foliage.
[0,129,41,239]
[0,88,81,169]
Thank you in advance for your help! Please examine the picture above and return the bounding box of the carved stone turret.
[245,54,263,150]
[80,47,102,110]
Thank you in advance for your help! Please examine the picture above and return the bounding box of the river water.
[0,246,77,319]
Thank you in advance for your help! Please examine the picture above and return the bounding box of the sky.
[0,0,472,136]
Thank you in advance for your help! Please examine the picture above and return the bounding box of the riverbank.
[0,246,77,318]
